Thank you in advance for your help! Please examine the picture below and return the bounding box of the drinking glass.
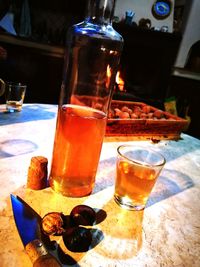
[5,82,26,112]
[114,145,166,210]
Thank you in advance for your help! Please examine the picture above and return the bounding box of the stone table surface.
[0,104,200,267]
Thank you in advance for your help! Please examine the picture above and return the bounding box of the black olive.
[70,205,96,226]
[63,227,92,252]
[41,212,65,236]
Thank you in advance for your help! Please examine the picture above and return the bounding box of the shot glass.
[114,145,166,211]
[6,82,26,112]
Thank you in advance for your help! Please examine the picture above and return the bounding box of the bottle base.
[49,178,93,198]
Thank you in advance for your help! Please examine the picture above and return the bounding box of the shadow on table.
[0,139,38,159]
[146,169,194,208]
[94,156,194,208]
[94,198,144,260]
[0,104,56,126]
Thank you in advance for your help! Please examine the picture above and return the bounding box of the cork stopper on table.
[27,156,48,190]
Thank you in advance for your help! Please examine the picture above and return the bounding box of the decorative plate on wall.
[152,0,172,20]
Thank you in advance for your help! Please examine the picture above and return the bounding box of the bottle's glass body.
[49,0,123,197]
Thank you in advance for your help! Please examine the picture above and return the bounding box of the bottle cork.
[27,156,48,190]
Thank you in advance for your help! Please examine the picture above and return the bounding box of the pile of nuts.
[109,104,172,120]
[41,205,96,252]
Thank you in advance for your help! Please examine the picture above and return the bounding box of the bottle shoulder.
[72,21,123,43]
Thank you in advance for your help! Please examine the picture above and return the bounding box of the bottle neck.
[85,0,116,25]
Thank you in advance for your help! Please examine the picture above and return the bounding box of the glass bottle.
[49,0,123,197]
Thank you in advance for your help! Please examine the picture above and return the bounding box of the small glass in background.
[114,145,166,211]
[5,82,26,112]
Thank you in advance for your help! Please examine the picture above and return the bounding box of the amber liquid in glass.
[49,104,107,197]
[7,100,24,111]
[115,161,158,207]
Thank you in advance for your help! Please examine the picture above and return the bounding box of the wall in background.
[175,0,200,68]
[114,0,174,32]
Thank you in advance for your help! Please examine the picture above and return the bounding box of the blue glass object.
[154,1,170,17]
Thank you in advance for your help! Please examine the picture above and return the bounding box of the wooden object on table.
[26,240,61,267]
[106,100,189,141]
[27,156,48,190]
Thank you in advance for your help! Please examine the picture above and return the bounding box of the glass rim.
[117,145,166,168]
[7,82,27,89]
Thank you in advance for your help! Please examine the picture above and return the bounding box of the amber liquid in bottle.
[49,0,123,197]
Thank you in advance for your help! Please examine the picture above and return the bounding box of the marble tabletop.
[0,104,200,267]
